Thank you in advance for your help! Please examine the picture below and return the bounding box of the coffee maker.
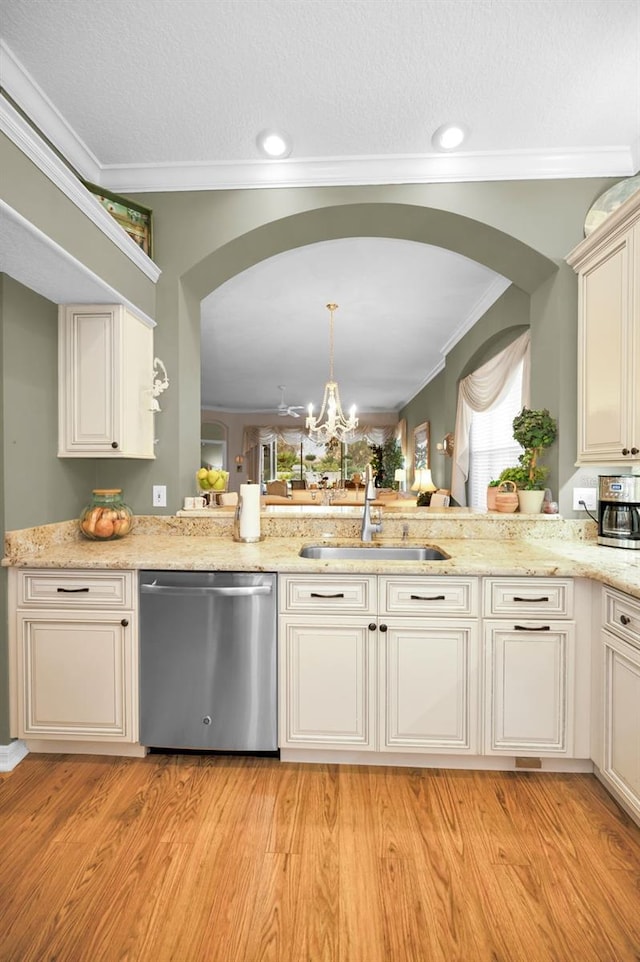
[598,475,640,549]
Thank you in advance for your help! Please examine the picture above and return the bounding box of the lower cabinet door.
[484,621,575,755]
[279,618,376,749]
[16,611,134,741]
[602,630,640,819]
[382,620,479,752]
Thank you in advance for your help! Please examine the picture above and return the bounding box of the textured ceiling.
[1,0,637,181]
[1,0,638,415]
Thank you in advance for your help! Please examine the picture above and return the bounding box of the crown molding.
[440,276,512,358]
[0,95,161,283]
[398,274,512,406]
[0,38,101,181]
[100,146,636,194]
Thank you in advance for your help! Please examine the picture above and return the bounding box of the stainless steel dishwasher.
[139,570,277,752]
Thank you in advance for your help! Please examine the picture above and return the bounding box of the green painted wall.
[2,277,95,528]
[0,142,623,744]
[401,286,531,492]
[117,178,611,516]
[0,275,7,743]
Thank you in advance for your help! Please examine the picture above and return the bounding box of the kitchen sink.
[298,544,450,561]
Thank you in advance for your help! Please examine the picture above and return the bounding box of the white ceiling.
[0,0,638,414]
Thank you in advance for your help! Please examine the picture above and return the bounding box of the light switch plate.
[152,485,167,507]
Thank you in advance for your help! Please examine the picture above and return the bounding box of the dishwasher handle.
[140,582,272,597]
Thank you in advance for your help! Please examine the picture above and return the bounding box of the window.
[261,440,277,482]
[468,359,523,509]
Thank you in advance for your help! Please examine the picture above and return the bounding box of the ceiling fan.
[275,385,305,418]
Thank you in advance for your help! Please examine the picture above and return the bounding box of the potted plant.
[501,407,558,513]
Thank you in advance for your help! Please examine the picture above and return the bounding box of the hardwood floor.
[1,754,639,962]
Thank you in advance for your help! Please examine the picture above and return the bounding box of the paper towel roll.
[239,483,261,541]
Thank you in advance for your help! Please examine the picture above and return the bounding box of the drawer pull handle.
[57,587,90,593]
[410,594,446,601]
[620,614,631,626]
[515,624,551,631]
[513,596,549,603]
[310,592,345,599]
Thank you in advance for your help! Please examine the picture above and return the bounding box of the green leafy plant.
[500,408,558,490]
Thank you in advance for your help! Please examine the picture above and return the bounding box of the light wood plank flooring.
[1,754,639,962]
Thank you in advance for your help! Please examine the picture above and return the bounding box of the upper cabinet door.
[58,304,155,458]
[568,192,640,465]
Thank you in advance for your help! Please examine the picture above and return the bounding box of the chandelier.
[306,303,358,443]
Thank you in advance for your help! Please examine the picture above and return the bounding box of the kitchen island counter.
[3,515,640,599]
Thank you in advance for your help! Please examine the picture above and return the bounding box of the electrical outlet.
[152,485,167,507]
[573,487,597,511]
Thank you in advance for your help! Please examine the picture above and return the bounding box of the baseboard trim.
[0,740,29,772]
[279,749,594,773]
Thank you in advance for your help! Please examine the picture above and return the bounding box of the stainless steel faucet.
[361,464,382,541]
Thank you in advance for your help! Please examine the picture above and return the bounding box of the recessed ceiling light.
[431,123,468,151]
[256,129,292,159]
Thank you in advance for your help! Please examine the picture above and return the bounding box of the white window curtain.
[451,330,531,506]
[241,423,398,458]
[467,361,524,508]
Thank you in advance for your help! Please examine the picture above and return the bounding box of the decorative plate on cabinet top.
[584,174,640,236]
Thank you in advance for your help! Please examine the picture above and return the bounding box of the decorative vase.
[495,480,519,513]
[517,489,546,514]
[487,486,498,510]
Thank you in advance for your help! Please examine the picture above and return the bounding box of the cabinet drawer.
[17,569,134,609]
[379,577,477,616]
[484,578,573,618]
[279,575,376,614]
[603,587,640,648]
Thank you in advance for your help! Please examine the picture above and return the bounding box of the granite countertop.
[3,514,640,600]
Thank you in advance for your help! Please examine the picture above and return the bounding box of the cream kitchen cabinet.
[378,577,479,753]
[279,575,377,750]
[58,303,155,458]
[483,578,590,759]
[9,569,139,746]
[278,574,480,755]
[598,587,640,824]
[567,190,640,464]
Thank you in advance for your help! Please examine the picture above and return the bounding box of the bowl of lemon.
[196,468,230,505]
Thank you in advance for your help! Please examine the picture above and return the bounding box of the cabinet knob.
[368,622,377,631]
[121,618,129,627]
[111,441,119,449]
[632,447,639,456]
[620,614,631,626]
[379,623,388,633]
[622,448,630,456]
